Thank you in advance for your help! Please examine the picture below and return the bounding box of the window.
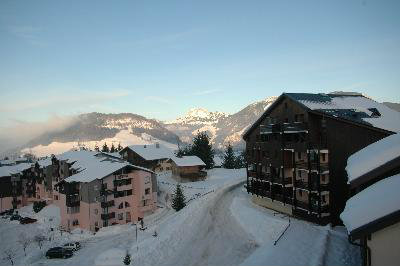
[94,209,98,215]
[94,185,98,191]
[72,219,79,226]
[298,171,302,178]
[118,203,124,209]
[297,152,301,160]
[95,221,98,227]
[118,213,123,220]
[54,195,58,200]
[299,190,303,196]
[142,200,146,207]
[145,188,150,195]
[127,189,132,196]
[322,195,327,203]
[321,153,326,162]
[125,202,130,208]
[321,174,326,182]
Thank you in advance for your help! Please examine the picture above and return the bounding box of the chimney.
[156,142,160,148]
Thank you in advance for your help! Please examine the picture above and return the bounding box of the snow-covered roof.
[170,156,206,167]
[37,157,52,167]
[57,150,153,183]
[288,93,400,133]
[124,144,175,161]
[0,163,33,177]
[340,174,400,234]
[96,152,122,159]
[346,133,400,184]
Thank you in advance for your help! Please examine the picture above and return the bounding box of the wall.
[368,222,400,266]
[252,195,293,215]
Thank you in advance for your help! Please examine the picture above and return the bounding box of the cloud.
[145,96,173,104]
[193,89,221,96]
[0,115,79,153]
[7,25,47,47]
[0,89,131,113]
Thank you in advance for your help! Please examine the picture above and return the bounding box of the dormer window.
[368,108,381,117]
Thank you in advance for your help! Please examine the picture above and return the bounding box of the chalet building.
[53,151,157,232]
[120,143,175,172]
[243,92,400,224]
[341,133,400,266]
[341,174,400,266]
[0,163,44,212]
[168,156,207,181]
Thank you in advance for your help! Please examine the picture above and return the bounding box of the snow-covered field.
[0,169,361,266]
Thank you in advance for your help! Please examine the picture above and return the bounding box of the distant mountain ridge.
[9,96,397,157]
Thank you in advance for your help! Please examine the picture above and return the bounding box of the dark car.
[45,247,73,259]
[63,242,81,251]
[20,217,37,224]
[10,214,22,221]
[0,209,14,216]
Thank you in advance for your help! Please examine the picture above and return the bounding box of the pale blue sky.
[1,0,400,127]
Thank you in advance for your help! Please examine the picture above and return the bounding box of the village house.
[0,162,47,212]
[119,143,175,172]
[243,92,400,224]
[341,133,400,266]
[53,151,157,232]
[168,156,206,181]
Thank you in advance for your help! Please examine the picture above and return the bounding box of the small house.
[169,156,206,181]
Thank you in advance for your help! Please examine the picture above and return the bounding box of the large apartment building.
[51,151,157,232]
[1,150,158,232]
[243,92,400,224]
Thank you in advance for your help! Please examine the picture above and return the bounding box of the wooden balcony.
[260,124,281,134]
[282,122,308,133]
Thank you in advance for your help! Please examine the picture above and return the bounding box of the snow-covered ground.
[0,168,361,266]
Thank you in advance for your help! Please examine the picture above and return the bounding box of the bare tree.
[18,233,31,256]
[3,248,16,266]
[34,234,46,249]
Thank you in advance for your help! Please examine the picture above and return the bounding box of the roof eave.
[349,209,400,240]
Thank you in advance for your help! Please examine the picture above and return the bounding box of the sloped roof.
[243,93,400,138]
[123,144,175,161]
[286,93,400,132]
[346,133,400,184]
[170,156,206,167]
[55,150,153,183]
[341,174,400,236]
[0,163,32,178]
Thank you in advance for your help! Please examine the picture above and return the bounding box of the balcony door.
[126,212,131,223]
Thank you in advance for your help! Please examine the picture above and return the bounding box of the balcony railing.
[101,200,115,208]
[260,124,281,134]
[282,122,308,133]
[273,177,293,185]
[101,212,115,220]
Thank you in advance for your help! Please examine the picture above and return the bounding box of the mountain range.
[3,96,399,158]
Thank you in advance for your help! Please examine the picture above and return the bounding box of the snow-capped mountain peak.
[166,108,228,125]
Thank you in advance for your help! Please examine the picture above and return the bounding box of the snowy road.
[166,181,257,266]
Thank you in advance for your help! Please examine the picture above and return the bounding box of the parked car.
[10,214,22,221]
[63,242,81,251]
[45,247,73,259]
[20,217,37,224]
[0,209,14,216]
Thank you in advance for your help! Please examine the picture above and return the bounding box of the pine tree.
[176,145,192,158]
[172,184,186,211]
[191,131,214,169]
[234,150,247,169]
[117,142,122,152]
[94,144,100,152]
[102,142,109,152]
[123,253,131,265]
[110,143,115,153]
[222,143,236,169]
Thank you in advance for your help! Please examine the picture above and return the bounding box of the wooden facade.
[243,93,392,224]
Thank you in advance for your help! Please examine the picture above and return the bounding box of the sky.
[0,0,399,129]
